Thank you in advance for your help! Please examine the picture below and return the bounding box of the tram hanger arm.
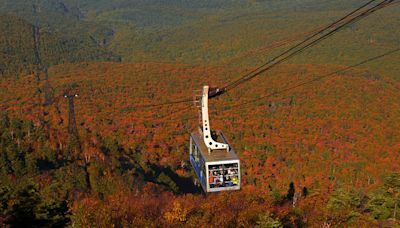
[201,85,230,152]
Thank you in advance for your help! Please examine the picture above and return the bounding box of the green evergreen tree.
[6,185,70,227]
[368,173,400,220]
[256,212,283,228]
[327,188,363,225]
[6,185,44,227]
[0,187,11,218]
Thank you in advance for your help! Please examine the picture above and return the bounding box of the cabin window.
[193,145,200,165]
[201,159,206,186]
[208,163,239,189]
[190,138,199,164]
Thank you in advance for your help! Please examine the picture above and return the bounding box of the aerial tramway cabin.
[189,86,240,193]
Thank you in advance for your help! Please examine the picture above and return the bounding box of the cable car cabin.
[190,130,240,193]
[189,85,240,193]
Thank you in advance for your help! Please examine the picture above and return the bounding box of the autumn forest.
[1,0,400,227]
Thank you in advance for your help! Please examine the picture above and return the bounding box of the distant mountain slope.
[68,0,399,79]
[0,15,36,76]
[0,0,121,78]
[1,0,398,78]
[0,15,120,78]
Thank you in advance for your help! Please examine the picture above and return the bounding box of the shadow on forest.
[117,154,202,194]
[145,164,202,195]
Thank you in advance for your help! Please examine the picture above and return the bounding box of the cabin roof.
[191,130,239,163]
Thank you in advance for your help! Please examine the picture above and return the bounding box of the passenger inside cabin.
[218,174,224,186]
[232,176,238,185]
[209,171,216,186]
[227,167,235,175]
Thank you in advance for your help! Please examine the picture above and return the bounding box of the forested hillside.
[0,0,120,78]
[64,0,400,78]
[2,0,399,78]
[0,15,119,78]
[1,61,400,226]
[1,0,400,226]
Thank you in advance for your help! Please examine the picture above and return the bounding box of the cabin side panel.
[189,135,207,192]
